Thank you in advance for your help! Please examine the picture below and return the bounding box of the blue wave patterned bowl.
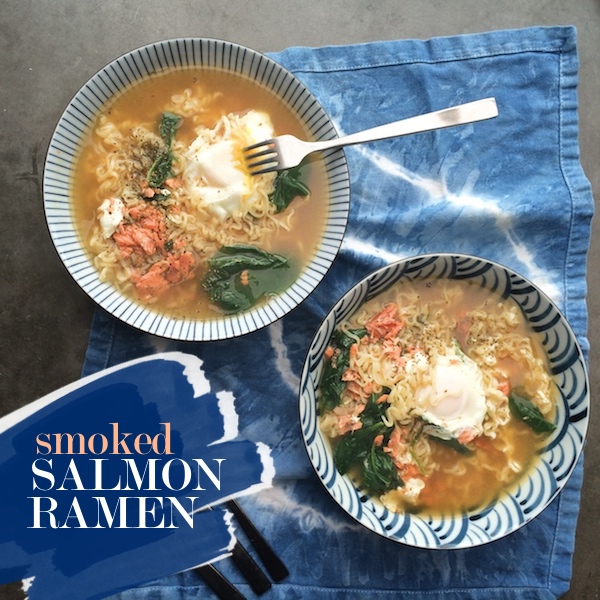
[43,39,349,341]
[299,253,589,549]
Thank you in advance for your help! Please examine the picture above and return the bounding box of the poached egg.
[416,351,487,439]
[183,110,274,220]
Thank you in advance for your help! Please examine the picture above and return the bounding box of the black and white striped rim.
[43,39,351,341]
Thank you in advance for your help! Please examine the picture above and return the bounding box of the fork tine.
[247,164,278,176]
[243,147,276,162]
[243,139,280,175]
[243,139,276,158]
[245,154,280,175]
[246,155,279,169]
[244,139,273,151]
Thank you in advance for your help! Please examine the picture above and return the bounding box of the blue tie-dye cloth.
[85,26,593,599]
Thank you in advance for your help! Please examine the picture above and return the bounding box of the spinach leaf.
[202,244,289,314]
[361,390,391,428]
[332,391,392,475]
[331,328,368,350]
[203,277,255,313]
[147,152,175,189]
[423,423,474,455]
[319,360,347,413]
[318,328,367,412]
[147,112,182,189]
[269,166,310,213]
[207,244,288,276]
[429,434,474,455]
[362,443,404,494]
[332,391,403,494]
[509,391,557,434]
[333,421,388,475]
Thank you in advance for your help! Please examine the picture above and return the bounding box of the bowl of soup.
[299,253,589,549]
[43,39,350,340]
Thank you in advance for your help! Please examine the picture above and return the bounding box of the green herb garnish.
[159,112,182,146]
[147,112,182,189]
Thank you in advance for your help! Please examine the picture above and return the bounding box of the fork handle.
[314,97,498,151]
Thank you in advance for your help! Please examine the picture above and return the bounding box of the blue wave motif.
[299,253,590,548]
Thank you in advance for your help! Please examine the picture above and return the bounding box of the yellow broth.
[72,67,329,320]
[323,278,556,516]
[413,417,542,515]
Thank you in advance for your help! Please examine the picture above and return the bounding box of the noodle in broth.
[73,68,328,319]
[319,278,556,515]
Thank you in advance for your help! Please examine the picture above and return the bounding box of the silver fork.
[244,97,498,175]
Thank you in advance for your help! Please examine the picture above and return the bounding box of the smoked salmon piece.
[109,201,197,300]
[132,252,196,301]
[365,303,404,340]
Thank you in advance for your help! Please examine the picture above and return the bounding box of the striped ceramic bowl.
[43,39,350,341]
[299,253,589,549]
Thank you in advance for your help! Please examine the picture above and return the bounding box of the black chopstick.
[195,564,246,600]
[230,541,272,595]
[226,499,289,582]
[198,506,271,595]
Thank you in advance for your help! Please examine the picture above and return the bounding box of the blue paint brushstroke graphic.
[0,353,273,600]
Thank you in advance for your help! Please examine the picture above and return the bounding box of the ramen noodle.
[318,278,557,515]
[73,68,328,319]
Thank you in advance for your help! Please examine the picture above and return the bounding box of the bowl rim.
[299,252,590,549]
[42,37,350,341]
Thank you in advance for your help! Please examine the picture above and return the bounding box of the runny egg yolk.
[183,110,274,220]
[418,353,487,437]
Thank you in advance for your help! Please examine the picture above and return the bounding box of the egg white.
[416,351,487,438]
[98,197,125,238]
[183,110,274,220]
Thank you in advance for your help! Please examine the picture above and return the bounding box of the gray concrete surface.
[1,1,598,598]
